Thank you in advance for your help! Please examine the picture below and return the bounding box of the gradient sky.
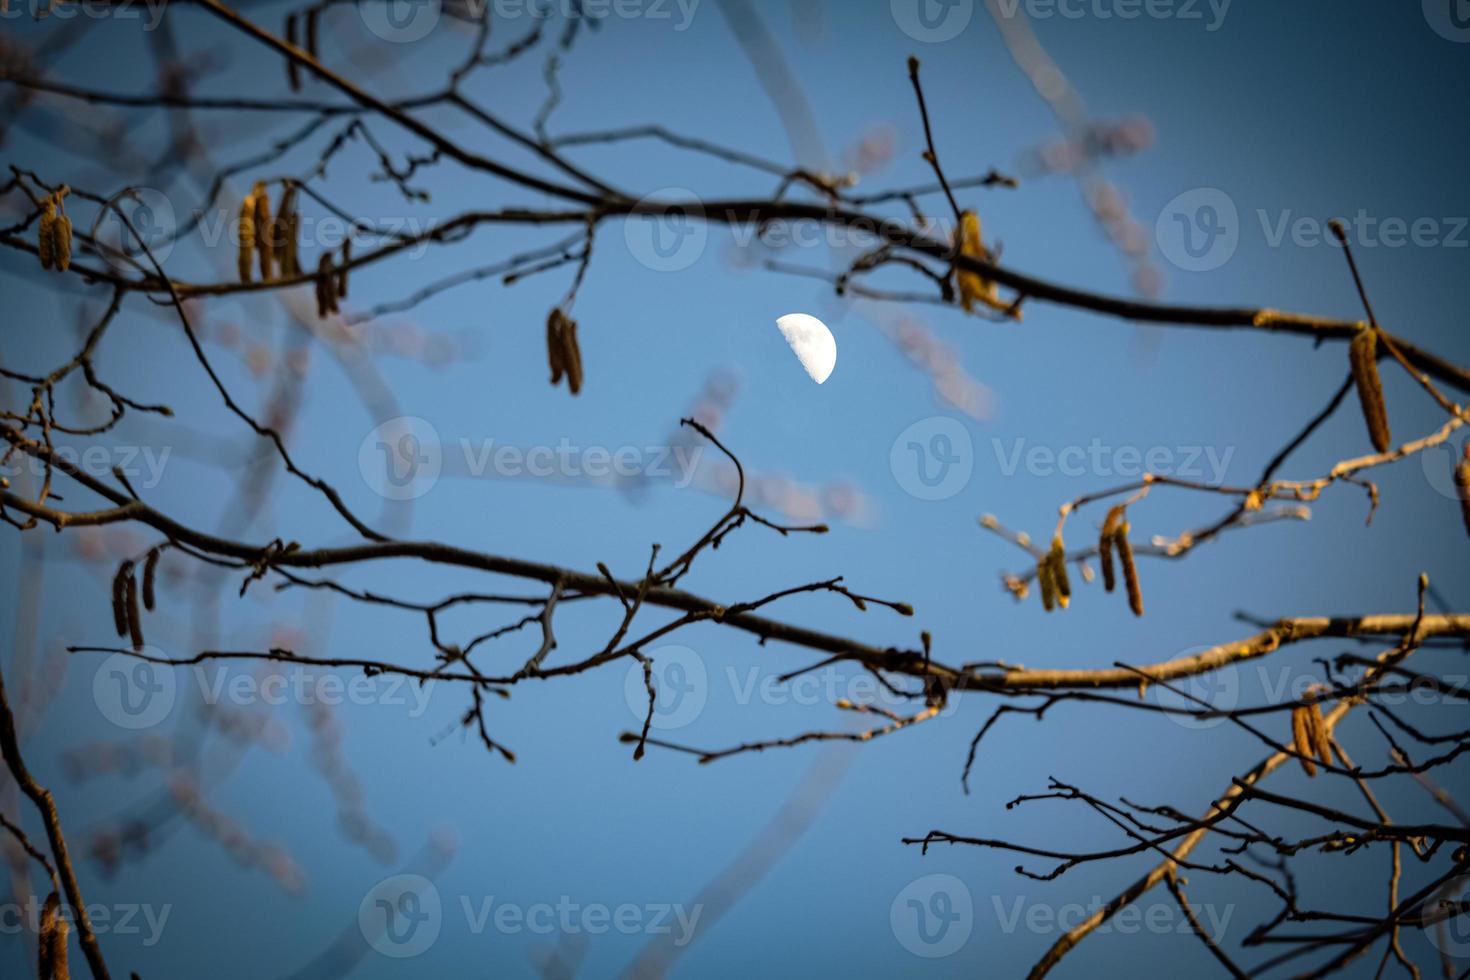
[3,1,1469,977]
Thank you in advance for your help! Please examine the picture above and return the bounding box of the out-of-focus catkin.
[252,182,273,281]
[1291,705,1317,777]
[954,210,999,315]
[143,547,161,611]
[1048,535,1070,609]
[1117,521,1143,616]
[37,192,70,272]
[1307,701,1332,767]
[315,253,339,318]
[1099,505,1125,593]
[546,309,566,385]
[237,190,257,284]
[1455,443,1470,539]
[1037,555,1057,612]
[1348,328,1391,453]
[39,890,69,980]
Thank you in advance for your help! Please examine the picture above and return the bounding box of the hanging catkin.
[1117,521,1143,617]
[1048,535,1070,609]
[252,182,273,281]
[38,890,69,980]
[1037,555,1057,612]
[125,568,144,651]
[111,562,131,638]
[954,210,998,315]
[237,189,257,284]
[142,547,161,611]
[1307,701,1332,768]
[1290,705,1317,777]
[546,309,566,385]
[37,197,56,270]
[1455,443,1470,539]
[1099,505,1125,593]
[37,193,70,272]
[1348,328,1391,452]
[560,314,584,395]
[272,183,300,278]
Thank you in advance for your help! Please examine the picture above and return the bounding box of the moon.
[775,313,837,384]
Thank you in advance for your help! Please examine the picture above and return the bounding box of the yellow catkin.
[1455,443,1470,540]
[237,191,256,284]
[1048,535,1070,609]
[252,182,273,281]
[1117,522,1143,617]
[1099,505,1125,593]
[1307,701,1332,767]
[1291,706,1317,777]
[1349,328,1391,453]
[39,890,69,980]
[1037,556,1057,612]
[53,209,71,272]
[546,309,566,385]
[954,210,999,314]
[38,198,56,270]
[272,184,299,278]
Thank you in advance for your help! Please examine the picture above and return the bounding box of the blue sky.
[3,1,1469,977]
